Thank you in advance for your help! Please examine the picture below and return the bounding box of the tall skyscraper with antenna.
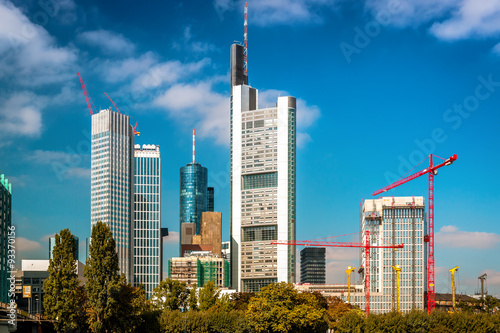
[230,3,297,292]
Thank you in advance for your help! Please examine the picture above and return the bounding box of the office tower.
[231,77,297,291]
[207,187,215,212]
[49,236,79,260]
[300,247,326,284]
[359,196,427,313]
[91,108,135,281]
[230,44,248,94]
[134,144,161,298]
[0,173,12,304]
[191,212,222,256]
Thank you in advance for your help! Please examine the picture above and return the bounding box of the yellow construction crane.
[449,266,459,311]
[346,266,356,304]
[391,265,402,312]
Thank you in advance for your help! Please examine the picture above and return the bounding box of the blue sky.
[1,0,500,296]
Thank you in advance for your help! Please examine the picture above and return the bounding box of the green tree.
[198,281,220,311]
[43,229,85,333]
[151,279,189,311]
[336,310,364,333]
[84,221,120,333]
[246,282,327,333]
[189,284,198,311]
[325,296,359,330]
[230,292,255,311]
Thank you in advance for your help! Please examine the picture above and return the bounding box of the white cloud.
[297,133,312,148]
[78,29,136,56]
[430,0,500,40]
[0,92,44,137]
[214,0,334,26]
[492,42,500,55]
[65,167,91,179]
[97,52,158,83]
[16,237,42,251]
[436,225,500,249]
[154,81,229,144]
[173,26,219,53]
[0,0,77,86]
[164,231,180,244]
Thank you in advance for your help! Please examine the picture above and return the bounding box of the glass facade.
[0,173,12,303]
[134,144,161,299]
[300,247,325,284]
[207,187,214,212]
[91,109,135,281]
[179,163,208,237]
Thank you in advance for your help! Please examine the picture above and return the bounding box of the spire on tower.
[243,2,248,76]
[192,129,196,164]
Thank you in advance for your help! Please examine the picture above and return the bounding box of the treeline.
[44,225,500,333]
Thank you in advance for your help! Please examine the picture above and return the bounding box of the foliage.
[43,229,83,333]
[246,282,328,333]
[189,284,198,311]
[160,309,249,333]
[198,281,220,311]
[151,279,189,311]
[458,295,500,314]
[231,292,255,311]
[325,296,360,330]
[84,221,121,333]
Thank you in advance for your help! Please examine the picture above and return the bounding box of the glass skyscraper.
[91,108,135,281]
[0,173,12,303]
[179,163,208,242]
[134,144,161,299]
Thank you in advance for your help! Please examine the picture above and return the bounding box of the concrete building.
[0,173,12,304]
[300,247,326,284]
[221,241,230,260]
[356,196,427,313]
[181,212,222,258]
[134,144,161,298]
[168,255,230,288]
[295,283,364,300]
[49,236,79,260]
[91,108,135,281]
[230,75,297,291]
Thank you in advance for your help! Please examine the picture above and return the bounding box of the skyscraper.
[230,40,297,291]
[359,196,427,313]
[91,108,135,281]
[134,144,161,298]
[0,172,12,304]
[300,247,326,284]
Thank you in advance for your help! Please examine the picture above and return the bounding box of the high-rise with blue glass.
[0,172,12,304]
[134,144,161,299]
[91,108,135,282]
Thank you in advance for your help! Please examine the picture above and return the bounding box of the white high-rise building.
[133,144,161,299]
[231,84,297,292]
[356,196,427,313]
[91,108,134,281]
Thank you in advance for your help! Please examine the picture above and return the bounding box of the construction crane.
[392,265,402,312]
[449,266,459,311]
[104,92,140,136]
[373,153,457,312]
[346,266,356,304]
[77,72,96,116]
[273,230,404,315]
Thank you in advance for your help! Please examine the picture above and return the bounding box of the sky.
[1,0,500,296]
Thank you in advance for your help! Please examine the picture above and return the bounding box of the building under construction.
[168,256,230,288]
[354,196,427,313]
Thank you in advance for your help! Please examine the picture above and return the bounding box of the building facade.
[134,144,161,298]
[0,173,12,304]
[300,247,326,284]
[168,256,230,288]
[231,81,297,292]
[357,196,427,313]
[91,108,135,281]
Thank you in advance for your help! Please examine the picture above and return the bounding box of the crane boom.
[273,230,403,315]
[77,72,94,116]
[372,153,457,313]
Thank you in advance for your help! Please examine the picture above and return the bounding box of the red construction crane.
[272,230,404,315]
[77,72,96,116]
[104,92,122,114]
[372,153,457,313]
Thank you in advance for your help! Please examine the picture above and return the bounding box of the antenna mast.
[192,129,196,164]
[244,2,248,76]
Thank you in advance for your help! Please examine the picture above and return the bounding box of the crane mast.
[392,265,402,312]
[346,266,356,304]
[449,266,459,311]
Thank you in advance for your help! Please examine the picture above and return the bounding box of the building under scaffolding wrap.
[357,196,427,313]
[168,256,230,288]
